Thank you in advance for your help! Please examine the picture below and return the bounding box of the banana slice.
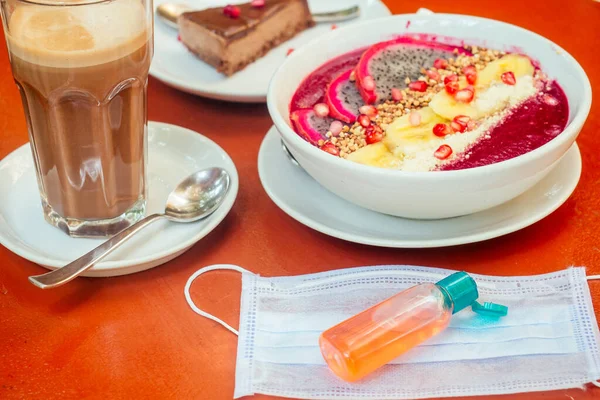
[383,107,447,156]
[429,77,480,120]
[385,107,439,132]
[429,55,535,120]
[476,54,535,88]
[349,108,446,167]
[384,124,445,157]
[347,142,400,168]
[428,91,480,120]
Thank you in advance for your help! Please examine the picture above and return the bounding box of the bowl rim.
[267,13,592,180]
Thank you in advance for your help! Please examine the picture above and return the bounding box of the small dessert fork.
[157,3,360,29]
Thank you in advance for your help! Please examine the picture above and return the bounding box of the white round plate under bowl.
[0,122,239,277]
[258,126,581,248]
[150,0,391,102]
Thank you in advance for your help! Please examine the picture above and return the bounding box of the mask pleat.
[244,354,591,399]
[253,321,575,348]
[253,336,578,365]
[254,304,573,333]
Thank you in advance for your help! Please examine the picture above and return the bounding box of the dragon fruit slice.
[290,109,335,144]
[325,69,362,123]
[355,37,469,104]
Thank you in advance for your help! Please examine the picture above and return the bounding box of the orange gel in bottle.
[319,272,505,382]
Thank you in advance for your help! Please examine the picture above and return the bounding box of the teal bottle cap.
[435,272,479,314]
[472,301,508,317]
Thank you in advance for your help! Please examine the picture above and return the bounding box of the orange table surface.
[1,1,600,399]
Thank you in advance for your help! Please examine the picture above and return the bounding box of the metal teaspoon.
[28,167,231,289]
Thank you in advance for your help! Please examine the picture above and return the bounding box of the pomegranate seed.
[455,87,474,103]
[286,48,294,56]
[454,115,471,124]
[450,121,466,133]
[358,114,371,128]
[543,94,559,106]
[451,115,470,132]
[426,69,441,81]
[313,103,329,117]
[444,74,458,84]
[359,105,378,117]
[223,4,241,18]
[433,123,452,137]
[467,120,477,130]
[329,121,343,136]
[444,74,459,94]
[365,125,384,144]
[331,24,337,30]
[445,80,459,95]
[250,0,265,7]
[433,59,449,70]
[408,80,427,92]
[408,111,421,126]
[434,144,453,160]
[177,34,181,42]
[463,65,477,85]
[501,71,516,85]
[391,87,403,101]
[362,75,376,91]
[320,142,339,156]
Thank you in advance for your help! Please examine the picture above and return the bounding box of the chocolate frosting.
[182,0,304,40]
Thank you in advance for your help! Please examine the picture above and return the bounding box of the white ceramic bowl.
[267,14,591,219]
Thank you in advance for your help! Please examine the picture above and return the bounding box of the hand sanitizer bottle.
[319,271,507,382]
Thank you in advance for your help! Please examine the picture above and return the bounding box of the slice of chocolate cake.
[178,0,314,76]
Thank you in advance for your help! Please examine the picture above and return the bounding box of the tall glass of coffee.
[1,0,153,237]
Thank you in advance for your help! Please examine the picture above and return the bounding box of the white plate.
[150,0,391,102]
[258,126,581,248]
[0,122,238,277]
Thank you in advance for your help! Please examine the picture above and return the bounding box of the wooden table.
[1,0,599,399]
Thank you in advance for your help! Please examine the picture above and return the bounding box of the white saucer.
[0,122,238,277]
[258,126,581,248]
[150,0,391,102]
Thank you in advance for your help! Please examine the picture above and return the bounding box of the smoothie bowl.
[267,14,591,219]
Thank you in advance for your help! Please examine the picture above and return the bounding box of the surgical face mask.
[185,265,600,399]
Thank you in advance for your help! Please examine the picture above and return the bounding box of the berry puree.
[438,82,568,170]
[288,36,569,171]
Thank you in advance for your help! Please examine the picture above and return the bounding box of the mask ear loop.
[586,275,600,387]
[184,264,251,336]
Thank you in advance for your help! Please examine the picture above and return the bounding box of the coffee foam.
[8,0,149,68]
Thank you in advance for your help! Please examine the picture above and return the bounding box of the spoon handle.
[28,214,164,289]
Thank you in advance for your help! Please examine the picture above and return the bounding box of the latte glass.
[0,0,153,237]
